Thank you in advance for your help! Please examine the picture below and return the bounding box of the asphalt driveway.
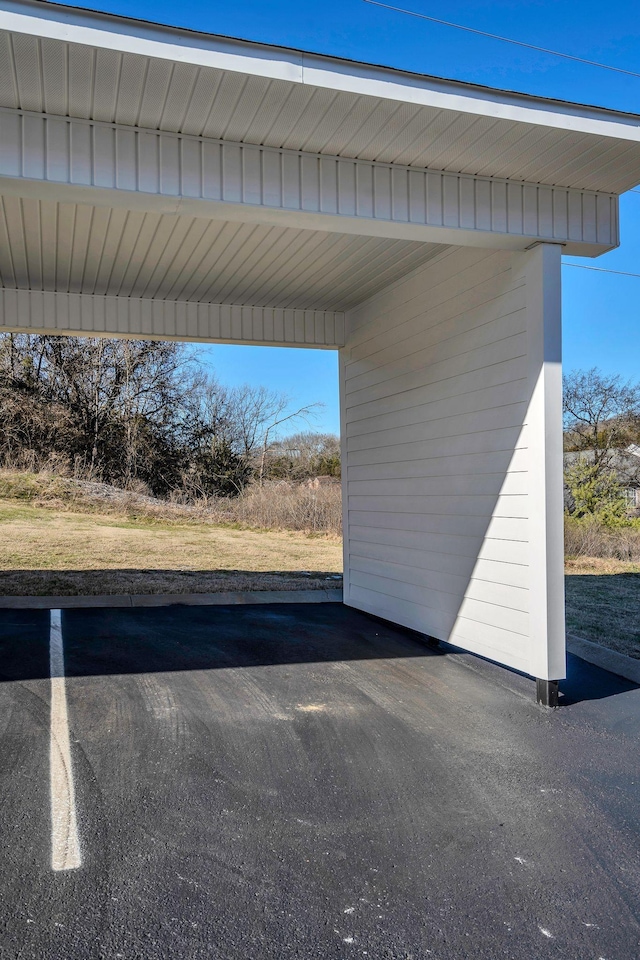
[0,603,638,959]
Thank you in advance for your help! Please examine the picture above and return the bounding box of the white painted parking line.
[49,609,81,872]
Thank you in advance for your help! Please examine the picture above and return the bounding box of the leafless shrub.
[565,516,640,561]
[207,481,342,536]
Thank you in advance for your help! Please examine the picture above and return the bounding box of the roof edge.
[2,0,639,141]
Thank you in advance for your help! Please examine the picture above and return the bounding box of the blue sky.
[58,0,640,434]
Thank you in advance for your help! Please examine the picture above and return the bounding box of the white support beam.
[0,110,619,255]
[0,289,345,347]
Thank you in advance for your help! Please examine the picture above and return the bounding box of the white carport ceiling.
[0,197,447,310]
[1,3,639,193]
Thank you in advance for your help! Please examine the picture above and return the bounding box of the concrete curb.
[0,588,344,610]
[567,634,640,686]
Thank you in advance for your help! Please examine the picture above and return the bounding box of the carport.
[1,0,640,701]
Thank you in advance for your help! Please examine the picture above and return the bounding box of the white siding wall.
[341,244,565,678]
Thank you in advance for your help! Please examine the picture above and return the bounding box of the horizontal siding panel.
[347,247,503,331]
[346,379,528,438]
[346,402,528,452]
[346,357,528,422]
[346,448,529,481]
[348,271,523,366]
[347,249,512,347]
[350,277,519,360]
[446,623,529,672]
[349,524,529,565]
[349,510,528,541]
[347,587,530,673]
[345,335,527,407]
[346,424,528,467]
[348,571,529,635]
[349,555,529,612]
[349,530,529,572]
[345,310,527,396]
[347,472,529,497]
[347,494,528,519]
[346,283,526,372]
[349,539,529,588]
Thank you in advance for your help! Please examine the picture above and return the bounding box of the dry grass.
[565,558,640,659]
[219,482,342,535]
[0,501,343,596]
[0,470,343,535]
[565,557,640,576]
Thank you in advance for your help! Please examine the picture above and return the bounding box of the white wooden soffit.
[0,111,619,256]
[0,288,346,347]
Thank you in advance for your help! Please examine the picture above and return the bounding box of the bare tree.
[222,384,322,483]
[0,333,328,498]
[563,367,640,473]
[257,399,323,486]
[265,431,340,480]
[0,334,199,489]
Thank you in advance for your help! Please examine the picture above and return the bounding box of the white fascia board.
[300,59,640,143]
[0,111,620,256]
[2,0,640,144]
[0,177,616,258]
[0,288,346,347]
[0,1,304,81]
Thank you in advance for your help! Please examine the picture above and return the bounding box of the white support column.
[522,243,566,682]
[340,244,567,683]
[339,349,351,605]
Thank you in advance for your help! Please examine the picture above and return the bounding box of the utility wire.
[362,3,640,275]
[362,1,640,79]
[563,263,640,279]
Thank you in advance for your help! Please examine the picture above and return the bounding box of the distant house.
[564,445,640,511]
[621,447,640,509]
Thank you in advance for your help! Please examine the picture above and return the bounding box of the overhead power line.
[362,2,640,277]
[563,263,640,279]
[362,1,640,79]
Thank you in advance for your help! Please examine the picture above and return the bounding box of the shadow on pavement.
[0,604,442,684]
[559,651,639,705]
[0,604,637,711]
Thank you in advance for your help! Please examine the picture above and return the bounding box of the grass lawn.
[565,558,640,660]
[0,500,342,596]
